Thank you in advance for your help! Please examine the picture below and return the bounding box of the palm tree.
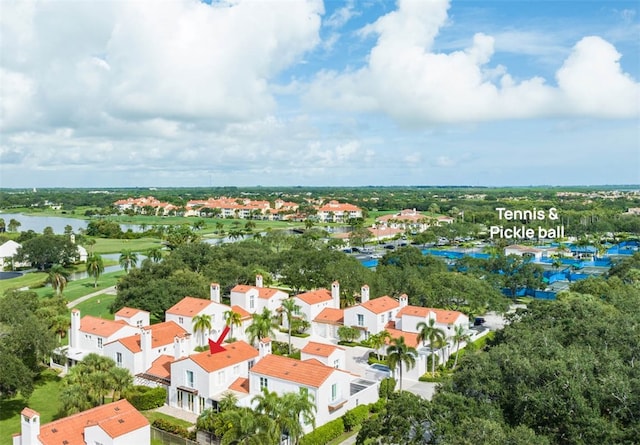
[192,314,212,347]
[451,324,471,369]
[86,253,104,288]
[280,298,301,355]
[215,408,278,445]
[417,318,446,377]
[118,249,138,273]
[146,246,163,263]
[246,308,277,347]
[47,264,68,296]
[280,391,316,444]
[50,314,71,344]
[368,330,391,360]
[386,336,417,392]
[224,310,243,341]
[110,366,133,401]
[252,387,281,418]
[7,218,21,232]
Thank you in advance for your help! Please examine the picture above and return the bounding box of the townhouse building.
[13,400,149,445]
[292,282,340,327]
[316,200,362,223]
[230,275,288,315]
[248,354,378,433]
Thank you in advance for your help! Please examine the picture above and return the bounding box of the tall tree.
[86,253,104,287]
[417,318,445,377]
[386,336,417,391]
[280,298,301,355]
[246,308,277,347]
[118,249,138,273]
[47,264,69,296]
[451,324,471,369]
[224,310,243,340]
[192,313,212,347]
[146,246,163,263]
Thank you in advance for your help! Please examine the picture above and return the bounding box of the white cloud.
[0,0,324,132]
[305,0,640,124]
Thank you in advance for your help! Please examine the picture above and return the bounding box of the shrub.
[379,377,396,399]
[342,405,369,432]
[152,418,195,440]
[369,399,386,413]
[299,418,344,445]
[125,386,167,411]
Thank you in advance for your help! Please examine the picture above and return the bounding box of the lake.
[0,213,140,234]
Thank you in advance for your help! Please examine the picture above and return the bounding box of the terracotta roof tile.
[231,285,284,300]
[296,289,333,305]
[301,341,343,357]
[396,306,431,318]
[384,326,421,349]
[36,399,148,445]
[230,305,251,320]
[250,354,336,388]
[360,296,399,314]
[228,377,250,394]
[145,355,173,380]
[109,321,188,353]
[178,341,258,373]
[114,307,148,318]
[303,358,325,366]
[313,308,344,324]
[79,316,129,337]
[166,297,212,316]
[397,305,464,324]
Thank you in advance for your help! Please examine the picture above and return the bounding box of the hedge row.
[152,419,196,440]
[299,418,344,445]
[342,405,369,432]
[125,386,166,411]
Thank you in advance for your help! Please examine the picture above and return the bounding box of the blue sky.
[1,0,638,188]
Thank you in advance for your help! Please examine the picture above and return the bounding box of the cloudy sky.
[1,0,639,188]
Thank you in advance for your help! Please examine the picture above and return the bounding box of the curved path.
[66,285,117,308]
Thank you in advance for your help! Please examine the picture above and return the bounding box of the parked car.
[473,317,486,326]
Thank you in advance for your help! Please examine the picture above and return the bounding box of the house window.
[199,397,206,413]
[116,352,122,367]
[186,370,194,388]
[97,338,103,349]
[218,370,225,385]
[357,314,364,326]
[331,383,337,401]
[260,377,268,390]
[380,314,384,323]
[387,311,392,322]
[178,317,184,324]
[248,360,255,370]
[250,295,255,310]
[333,359,340,369]
[136,320,143,327]
[233,365,240,375]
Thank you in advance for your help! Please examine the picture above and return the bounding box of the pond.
[0,213,141,234]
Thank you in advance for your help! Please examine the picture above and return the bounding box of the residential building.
[343,292,400,341]
[300,342,346,370]
[12,399,149,445]
[293,282,340,327]
[230,275,288,314]
[168,340,261,415]
[316,200,362,223]
[248,354,378,433]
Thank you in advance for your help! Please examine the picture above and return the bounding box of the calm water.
[0,213,140,234]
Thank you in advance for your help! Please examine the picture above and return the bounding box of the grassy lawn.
[74,293,117,319]
[0,369,63,445]
[0,271,47,295]
[142,410,194,429]
[33,270,126,302]
[92,237,165,254]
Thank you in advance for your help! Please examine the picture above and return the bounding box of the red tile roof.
[230,305,251,320]
[250,354,336,388]
[178,341,258,373]
[114,307,148,319]
[166,296,212,316]
[231,285,284,299]
[360,296,399,314]
[301,341,343,357]
[313,308,344,324]
[79,316,129,337]
[385,325,421,349]
[110,321,188,353]
[296,289,333,305]
[35,399,148,445]
[145,355,173,380]
[396,305,465,324]
[228,377,250,394]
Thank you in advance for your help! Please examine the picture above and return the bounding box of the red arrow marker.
[208,324,231,354]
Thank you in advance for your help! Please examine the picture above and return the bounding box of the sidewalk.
[66,285,117,308]
[153,404,198,424]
